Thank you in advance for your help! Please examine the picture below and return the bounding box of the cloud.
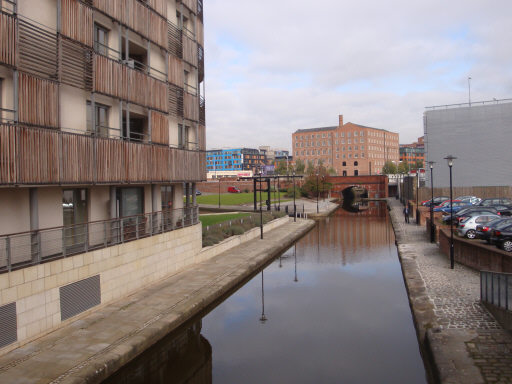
[203,0,512,149]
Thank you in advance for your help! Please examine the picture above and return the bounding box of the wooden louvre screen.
[198,124,206,151]
[94,55,167,112]
[18,73,59,128]
[184,93,199,122]
[168,55,183,86]
[61,0,94,46]
[150,111,169,145]
[147,0,167,18]
[93,0,123,21]
[95,138,127,183]
[168,21,183,58]
[61,133,94,183]
[183,36,197,67]
[196,19,204,47]
[168,84,184,118]
[0,13,17,67]
[60,37,93,91]
[0,124,17,184]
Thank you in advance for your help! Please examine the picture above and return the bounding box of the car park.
[422,196,449,207]
[476,218,512,243]
[479,198,512,207]
[491,224,512,252]
[457,214,500,239]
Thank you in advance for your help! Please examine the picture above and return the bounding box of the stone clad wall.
[0,224,202,354]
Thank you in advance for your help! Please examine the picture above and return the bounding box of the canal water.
[105,202,427,384]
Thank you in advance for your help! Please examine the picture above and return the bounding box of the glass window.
[94,23,109,56]
[119,187,144,217]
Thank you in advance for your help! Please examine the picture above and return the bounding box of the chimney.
[339,115,344,127]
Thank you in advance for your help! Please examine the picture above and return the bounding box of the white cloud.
[203,0,512,149]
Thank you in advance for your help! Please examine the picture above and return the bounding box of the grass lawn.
[199,213,251,227]
[194,191,289,206]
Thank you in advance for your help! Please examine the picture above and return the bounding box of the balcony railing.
[0,207,199,273]
[481,270,512,311]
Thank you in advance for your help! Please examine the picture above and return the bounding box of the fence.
[0,207,199,273]
[481,270,512,311]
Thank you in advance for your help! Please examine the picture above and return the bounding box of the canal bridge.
[325,175,388,199]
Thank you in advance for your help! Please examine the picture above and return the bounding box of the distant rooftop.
[425,97,512,111]
[295,122,396,134]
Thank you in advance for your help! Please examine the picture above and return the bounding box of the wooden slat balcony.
[94,55,167,113]
[0,124,206,185]
[0,12,17,67]
[184,92,199,122]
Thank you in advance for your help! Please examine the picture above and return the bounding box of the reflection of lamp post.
[294,243,298,282]
[260,271,267,323]
[428,161,435,243]
[444,155,457,269]
[316,172,319,213]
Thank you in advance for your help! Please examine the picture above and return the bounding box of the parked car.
[479,198,512,207]
[491,224,512,252]
[476,218,512,243]
[422,196,449,207]
[488,204,512,216]
[227,186,241,193]
[433,200,462,212]
[455,195,482,205]
[443,207,499,225]
[195,190,202,196]
[457,214,500,239]
[435,201,472,214]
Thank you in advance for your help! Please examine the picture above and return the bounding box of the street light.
[259,168,263,239]
[218,175,221,208]
[428,161,436,243]
[316,172,319,213]
[416,170,420,225]
[444,155,457,269]
[293,171,296,222]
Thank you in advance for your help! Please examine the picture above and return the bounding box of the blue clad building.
[206,148,265,178]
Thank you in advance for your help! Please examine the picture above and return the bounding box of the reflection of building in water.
[104,320,212,384]
[286,205,394,265]
[337,200,387,217]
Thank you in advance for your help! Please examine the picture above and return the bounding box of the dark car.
[491,224,512,252]
[422,196,449,207]
[479,198,512,207]
[435,201,472,214]
[442,207,498,225]
[489,204,512,216]
[475,218,512,243]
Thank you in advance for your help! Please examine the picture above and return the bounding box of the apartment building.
[206,148,266,178]
[400,136,425,166]
[0,0,206,349]
[292,115,399,176]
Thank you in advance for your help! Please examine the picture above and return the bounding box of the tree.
[302,164,332,197]
[294,159,305,174]
[398,161,410,174]
[275,160,288,175]
[327,167,337,176]
[306,160,315,175]
[382,161,397,174]
[414,159,424,170]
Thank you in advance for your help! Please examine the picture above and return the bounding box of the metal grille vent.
[0,302,17,348]
[60,275,101,321]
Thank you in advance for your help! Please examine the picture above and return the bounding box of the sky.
[203,0,512,151]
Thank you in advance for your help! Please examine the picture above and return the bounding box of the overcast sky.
[203,0,512,150]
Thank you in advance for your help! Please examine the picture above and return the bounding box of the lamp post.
[316,172,319,213]
[218,176,221,208]
[259,168,263,239]
[293,171,296,222]
[428,161,435,243]
[444,155,457,269]
[416,170,420,225]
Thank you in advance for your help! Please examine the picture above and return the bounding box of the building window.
[347,132,351,138]
[354,170,359,176]
[86,101,110,138]
[348,139,351,144]
[63,189,88,248]
[361,153,365,157]
[342,161,346,166]
[360,131,364,136]
[354,131,358,136]
[94,23,109,56]
[354,161,358,166]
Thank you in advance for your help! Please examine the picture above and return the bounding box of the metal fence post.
[120,218,124,243]
[136,216,139,239]
[62,228,67,258]
[84,224,89,253]
[103,221,108,248]
[36,231,42,263]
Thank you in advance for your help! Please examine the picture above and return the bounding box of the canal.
[105,202,427,383]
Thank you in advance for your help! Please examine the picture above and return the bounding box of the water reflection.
[104,320,212,384]
[105,204,426,384]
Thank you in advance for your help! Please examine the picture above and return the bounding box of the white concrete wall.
[0,223,202,354]
[0,189,30,235]
[89,186,110,222]
[60,86,88,133]
[167,0,178,24]
[0,67,14,119]
[18,0,57,30]
[169,117,179,147]
[38,188,63,229]
[149,43,166,76]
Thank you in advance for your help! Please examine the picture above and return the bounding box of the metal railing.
[481,270,512,311]
[0,107,16,124]
[0,207,199,273]
[426,98,512,110]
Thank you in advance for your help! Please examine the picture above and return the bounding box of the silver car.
[458,214,500,239]
[455,195,482,205]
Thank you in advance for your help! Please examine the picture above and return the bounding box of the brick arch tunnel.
[341,185,369,200]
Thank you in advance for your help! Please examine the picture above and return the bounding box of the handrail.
[426,98,512,110]
[480,270,511,311]
[0,206,200,272]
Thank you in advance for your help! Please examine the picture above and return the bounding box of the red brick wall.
[439,229,512,272]
[326,175,388,198]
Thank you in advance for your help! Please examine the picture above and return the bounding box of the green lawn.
[199,213,251,227]
[193,191,288,206]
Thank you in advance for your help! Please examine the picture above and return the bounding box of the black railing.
[481,270,512,311]
[0,207,199,273]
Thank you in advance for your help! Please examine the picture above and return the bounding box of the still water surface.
[106,203,427,383]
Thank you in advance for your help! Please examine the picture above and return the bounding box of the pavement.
[0,218,315,384]
[388,198,512,384]
[200,197,339,218]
